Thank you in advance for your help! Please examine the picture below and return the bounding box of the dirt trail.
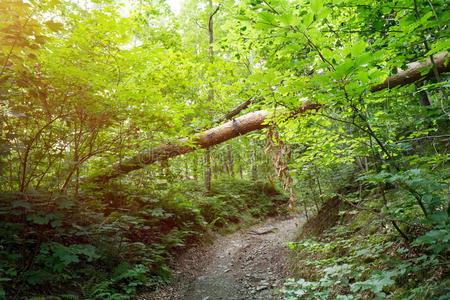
[141,214,302,300]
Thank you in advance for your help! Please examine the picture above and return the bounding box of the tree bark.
[227,144,234,177]
[251,148,258,180]
[370,51,449,92]
[204,148,211,192]
[87,106,318,183]
[416,81,431,106]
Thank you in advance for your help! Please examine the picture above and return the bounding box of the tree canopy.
[0,0,448,299]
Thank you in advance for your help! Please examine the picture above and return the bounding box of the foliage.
[282,193,449,299]
[0,178,287,298]
[0,0,449,298]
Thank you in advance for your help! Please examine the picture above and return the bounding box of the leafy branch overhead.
[88,52,449,182]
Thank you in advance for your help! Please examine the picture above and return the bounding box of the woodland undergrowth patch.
[0,179,288,299]
[281,190,449,300]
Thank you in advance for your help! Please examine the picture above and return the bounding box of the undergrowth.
[281,191,449,299]
[0,179,288,299]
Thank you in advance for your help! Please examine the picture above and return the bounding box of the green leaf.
[45,20,64,32]
[311,0,323,14]
[151,207,165,217]
[26,270,52,285]
[351,40,367,58]
[350,271,396,293]
[415,230,450,244]
[279,13,296,26]
[54,196,75,209]
[27,212,53,225]
[235,15,251,21]
[11,199,30,209]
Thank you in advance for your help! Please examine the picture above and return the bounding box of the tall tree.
[204,1,221,193]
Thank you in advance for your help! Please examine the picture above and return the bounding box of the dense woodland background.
[0,0,449,299]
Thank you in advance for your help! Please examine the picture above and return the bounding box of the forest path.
[141,214,302,300]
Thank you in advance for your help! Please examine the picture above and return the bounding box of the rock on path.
[140,214,302,300]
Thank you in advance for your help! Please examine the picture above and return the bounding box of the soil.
[140,214,302,300]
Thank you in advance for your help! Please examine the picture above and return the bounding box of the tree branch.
[370,51,449,92]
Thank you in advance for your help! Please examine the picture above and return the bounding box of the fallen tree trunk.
[88,53,449,182]
[371,51,449,92]
[88,104,320,183]
[215,52,449,124]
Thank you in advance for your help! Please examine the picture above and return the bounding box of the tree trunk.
[214,52,448,123]
[227,144,234,177]
[87,108,302,183]
[251,148,258,180]
[315,166,323,205]
[416,81,431,106]
[370,51,449,92]
[184,159,189,180]
[204,149,211,192]
[193,154,198,181]
[301,194,309,221]
[204,2,220,193]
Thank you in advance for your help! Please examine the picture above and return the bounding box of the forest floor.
[141,214,302,300]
